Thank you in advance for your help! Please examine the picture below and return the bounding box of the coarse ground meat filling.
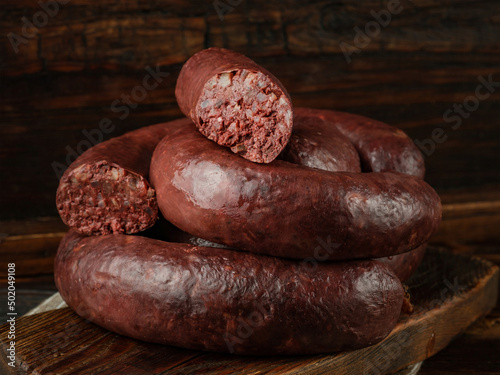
[195,69,293,163]
[56,161,157,235]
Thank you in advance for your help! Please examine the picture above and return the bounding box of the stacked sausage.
[54,48,441,355]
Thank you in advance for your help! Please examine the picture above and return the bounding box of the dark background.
[0,0,499,373]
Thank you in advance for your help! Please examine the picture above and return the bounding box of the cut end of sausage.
[56,161,158,235]
[195,69,293,163]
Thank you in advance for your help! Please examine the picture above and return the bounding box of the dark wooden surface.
[1,249,498,375]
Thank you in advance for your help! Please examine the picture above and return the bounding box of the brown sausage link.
[56,118,190,235]
[150,124,441,260]
[279,109,428,277]
[296,107,426,178]
[280,110,361,172]
[175,48,293,164]
[145,220,425,282]
[55,230,404,355]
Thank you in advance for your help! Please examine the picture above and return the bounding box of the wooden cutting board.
[0,248,498,375]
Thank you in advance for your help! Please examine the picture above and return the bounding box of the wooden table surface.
[1,293,499,374]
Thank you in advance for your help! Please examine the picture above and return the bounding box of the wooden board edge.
[24,292,67,316]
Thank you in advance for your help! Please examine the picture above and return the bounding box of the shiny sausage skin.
[377,245,426,282]
[279,109,427,277]
[55,230,404,355]
[175,48,293,164]
[150,124,442,260]
[56,119,190,235]
[297,107,425,178]
[280,110,361,172]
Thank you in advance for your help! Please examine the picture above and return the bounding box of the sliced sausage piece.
[150,125,442,260]
[55,230,404,355]
[175,48,293,164]
[56,118,190,235]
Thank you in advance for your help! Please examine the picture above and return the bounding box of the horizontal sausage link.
[175,48,293,164]
[279,109,428,276]
[56,119,190,235]
[150,124,441,260]
[55,230,404,355]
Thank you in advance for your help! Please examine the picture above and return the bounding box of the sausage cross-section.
[175,48,293,164]
[56,119,190,235]
[149,109,428,277]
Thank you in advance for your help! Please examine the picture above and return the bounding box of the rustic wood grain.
[1,0,499,75]
[0,249,497,374]
[0,308,203,375]
[1,2,498,372]
[431,185,500,257]
[420,300,500,374]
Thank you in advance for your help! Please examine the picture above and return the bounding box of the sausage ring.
[54,230,404,355]
[150,108,441,260]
